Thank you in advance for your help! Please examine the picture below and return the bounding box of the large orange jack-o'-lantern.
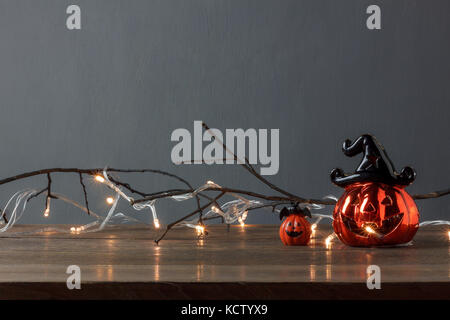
[330,134,419,247]
[279,205,312,246]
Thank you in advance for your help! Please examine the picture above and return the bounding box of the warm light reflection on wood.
[154,264,160,281]
[326,265,332,281]
[0,225,446,284]
[107,266,113,281]
[310,265,316,281]
[197,264,204,281]
[326,250,332,281]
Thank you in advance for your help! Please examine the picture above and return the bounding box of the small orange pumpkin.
[279,206,312,246]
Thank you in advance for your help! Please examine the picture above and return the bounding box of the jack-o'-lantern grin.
[285,230,303,238]
[284,221,304,238]
[341,212,404,237]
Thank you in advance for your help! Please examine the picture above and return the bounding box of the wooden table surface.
[0,224,448,299]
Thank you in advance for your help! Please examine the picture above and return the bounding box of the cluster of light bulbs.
[195,225,205,236]
[70,226,85,234]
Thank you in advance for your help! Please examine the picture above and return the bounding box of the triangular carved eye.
[364,203,376,212]
[381,195,393,206]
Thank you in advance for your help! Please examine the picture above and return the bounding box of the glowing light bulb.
[43,207,50,217]
[106,197,114,204]
[154,219,160,229]
[95,175,105,183]
[206,180,215,185]
[70,227,76,232]
[311,224,317,232]
[196,225,205,236]
[363,225,382,239]
[365,225,376,234]
[238,211,248,227]
[448,230,450,241]
[211,206,220,213]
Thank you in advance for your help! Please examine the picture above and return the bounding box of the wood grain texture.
[0,224,448,299]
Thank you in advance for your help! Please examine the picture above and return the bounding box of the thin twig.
[52,193,102,220]
[202,123,313,203]
[44,173,53,211]
[133,186,335,205]
[78,173,90,215]
[105,169,203,224]
[412,188,450,200]
[0,209,8,224]
[26,187,48,202]
[245,201,292,212]
[155,192,225,244]
[0,168,195,187]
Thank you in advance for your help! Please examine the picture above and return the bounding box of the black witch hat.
[330,134,416,188]
[279,204,311,220]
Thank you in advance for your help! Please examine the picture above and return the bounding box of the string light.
[106,197,114,204]
[43,197,50,217]
[94,175,105,183]
[70,226,84,234]
[418,221,450,243]
[238,210,248,227]
[196,225,205,236]
[310,216,325,235]
[154,218,160,229]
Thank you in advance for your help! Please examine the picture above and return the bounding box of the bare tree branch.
[78,173,90,215]
[202,122,314,203]
[155,192,226,244]
[413,188,450,200]
[132,186,335,205]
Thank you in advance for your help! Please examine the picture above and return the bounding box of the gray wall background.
[0,0,448,225]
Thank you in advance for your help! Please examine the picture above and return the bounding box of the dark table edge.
[0,282,448,300]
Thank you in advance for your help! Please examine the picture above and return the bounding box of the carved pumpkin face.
[333,182,419,247]
[279,214,311,246]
